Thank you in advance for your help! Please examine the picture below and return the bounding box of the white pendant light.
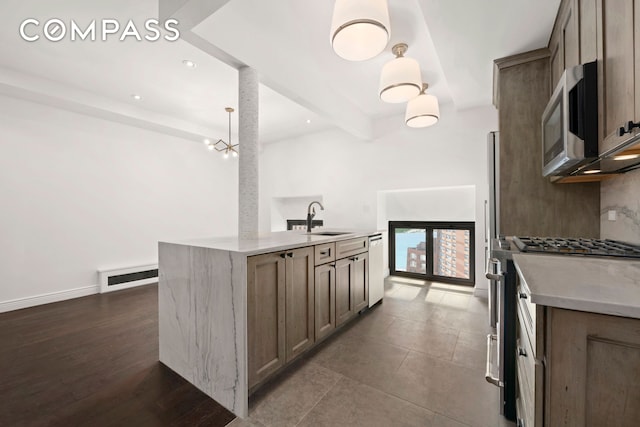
[379,43,422,103]
[330,0,390,61]
[405,83,440,128]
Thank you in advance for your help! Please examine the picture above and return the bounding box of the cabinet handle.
[518,347,527,358]
[519,292,528,299]
[618,120,640,136]
[320,249,330,256]
[280,253,287,259]
[330,263,336,268]
[287,252,295,258]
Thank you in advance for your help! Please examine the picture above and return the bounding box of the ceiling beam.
[159,0,233,30]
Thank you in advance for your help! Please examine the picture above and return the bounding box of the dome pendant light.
[330,0,390,61]
[405,83,440,128]
[379,43,422,103]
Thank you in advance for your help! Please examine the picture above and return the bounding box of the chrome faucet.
[306,201,324,233]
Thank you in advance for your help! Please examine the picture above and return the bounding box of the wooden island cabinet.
[159,230,378,418]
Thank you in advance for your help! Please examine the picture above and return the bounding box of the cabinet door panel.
[247,253,285,388]
[580,0,598,62]
[546,308,640,426]
[335,258,353,327]
[550,25,564,90]
[562,1,580,70]
[285,247,314,362]
[314,263,335,341]
[352,253,369,313]
[597,0,636,152]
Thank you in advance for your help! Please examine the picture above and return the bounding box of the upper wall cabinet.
[550,0,640,156]
[549,0,580,90]
[596,0,640,154]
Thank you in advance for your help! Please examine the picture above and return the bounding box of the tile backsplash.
[601,168,640,244]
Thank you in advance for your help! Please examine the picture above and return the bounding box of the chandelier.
[206,107,238,158]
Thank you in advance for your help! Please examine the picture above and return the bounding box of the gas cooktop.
[512,236,640,258]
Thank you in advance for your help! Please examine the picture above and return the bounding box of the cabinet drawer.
[335,237,368,259]
[517,282,537,353]
[314,243,336,266]
[517,308,536,393]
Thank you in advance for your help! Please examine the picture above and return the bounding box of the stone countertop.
[513,253,640,319]
[159,229,381,256]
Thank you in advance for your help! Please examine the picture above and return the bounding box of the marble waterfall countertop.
[513,253,640,319]
[160,229,379,255]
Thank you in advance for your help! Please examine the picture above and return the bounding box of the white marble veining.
[513,253,640,319]
[601,168,640,244]
[161,229,377,255]
[159,243,248,417]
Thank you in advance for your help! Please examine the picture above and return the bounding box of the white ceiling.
[0,0,560,144]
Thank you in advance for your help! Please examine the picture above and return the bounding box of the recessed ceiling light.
[131,94,142,101]
[613,153,640,161]
[182,60,197,68]
[583,169,601,174]
[203,138,210,146]
[306,119,312,124]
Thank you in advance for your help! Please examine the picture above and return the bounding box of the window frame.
[388,221,475,286]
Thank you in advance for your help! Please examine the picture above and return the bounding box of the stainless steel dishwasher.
[368,234,384,307]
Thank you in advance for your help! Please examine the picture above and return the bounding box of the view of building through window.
[432,229,471,279]
[390,222,474,285]
[393,227,426,272]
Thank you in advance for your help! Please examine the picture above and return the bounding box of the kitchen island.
[158,230,379,418]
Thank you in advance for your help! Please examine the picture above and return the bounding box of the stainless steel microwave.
[541,61,598,177]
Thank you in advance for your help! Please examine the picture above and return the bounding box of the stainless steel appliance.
[512,236,640,258]
[368,234,384,307]
[485,238,517,422]
[541,61,598,177]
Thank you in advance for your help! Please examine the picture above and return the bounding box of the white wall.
[260,104,497,294]
[0,95,238,309]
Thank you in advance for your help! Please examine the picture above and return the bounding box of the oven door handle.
[485,333,503,387]
[485,258,503,281]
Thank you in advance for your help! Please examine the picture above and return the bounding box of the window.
[389,221,475,286]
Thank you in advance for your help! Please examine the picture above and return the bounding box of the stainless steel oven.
[485,240,517,422]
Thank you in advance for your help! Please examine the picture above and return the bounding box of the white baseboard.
[0,285,99,313]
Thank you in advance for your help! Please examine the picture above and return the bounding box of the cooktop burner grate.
[512,237,640,258]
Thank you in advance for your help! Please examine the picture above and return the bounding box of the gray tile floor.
[228,277,515,427]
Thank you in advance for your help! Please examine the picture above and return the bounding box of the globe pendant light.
[405,83,440,128]
[379,43,422,103]
[330,0,390,61]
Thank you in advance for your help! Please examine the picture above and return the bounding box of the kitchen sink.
[309,231,353,236]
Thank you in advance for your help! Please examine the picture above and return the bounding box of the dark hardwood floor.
[0,285,235,427]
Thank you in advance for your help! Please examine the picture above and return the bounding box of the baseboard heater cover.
[98,263,158,293]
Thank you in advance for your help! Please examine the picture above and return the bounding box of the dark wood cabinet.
[335,252,369,327]
[596,0,640,153]
[248,246,314,387]
[335,257,354,327]
[352,253,369,313]
[549,0,580,90]
[285,246,315,362]
[314,262,336,341]
[247,252,286,388]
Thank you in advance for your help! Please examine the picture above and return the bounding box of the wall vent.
[98,263,158,293]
